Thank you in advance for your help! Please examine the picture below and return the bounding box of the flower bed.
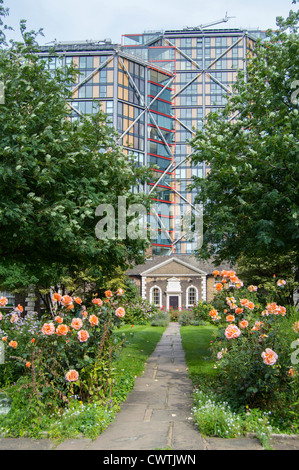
[0,288,168,439]
[0,289,127,411]
[191,271,299,430]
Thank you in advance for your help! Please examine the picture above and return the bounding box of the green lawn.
[180,325,218,383]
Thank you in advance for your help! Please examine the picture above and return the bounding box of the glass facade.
[122,28,262,254]
[39,42,175,254]
[39,27,264,256]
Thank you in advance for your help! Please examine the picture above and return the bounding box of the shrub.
[178,311,205,326]
[192,301,215,323]
[169,309,180,322]
[121,298,160,325]
[150,312,170,327]
[206,270,299,416]
[0,289,127,409]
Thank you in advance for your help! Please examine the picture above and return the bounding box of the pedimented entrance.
[166,277,182,310]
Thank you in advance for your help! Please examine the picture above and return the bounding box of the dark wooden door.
[169,296,179,309]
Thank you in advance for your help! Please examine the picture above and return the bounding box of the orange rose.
[9,340,18,349]
[266,302,279,314]
[215,283,223,291]
[41,323,55,335]
[31,338,35,343]
[89,314,99,326]
[212,270,219,277]
[71,318,83,330]
[224,324,241,339]
[2,336,7,342]
[277,306,286,316]
[65,369,79,382]
[240,298,249,306]
[116,288,124,296]
[77,330,89,342]
[25,362,31,368]
[53,292,62,302]
[239,319,249,329]
[209,309,218,318]
[246,301,255,310]
[0,297,8,307]
[227,270,236,278]
[61,295,73,306]
[55,316,63,323]
[226,314,235,323]
[261,348,278,365]
[56,324,69,336]
[16,304,24,313]
[115,307,125,318]
[104,290,113,298]
[235,307,243,315]
[92,298,103,306]
[74,297,82,304]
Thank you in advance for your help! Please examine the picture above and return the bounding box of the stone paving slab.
[87,422,172,451]
[0,438,55,450]
[54,438,92,451]
[203,436,264,450]
[268,435,299,451]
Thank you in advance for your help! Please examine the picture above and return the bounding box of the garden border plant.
[0,290,166,440]
[184,269,299,440]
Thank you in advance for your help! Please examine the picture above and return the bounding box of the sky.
[2,0,296,45]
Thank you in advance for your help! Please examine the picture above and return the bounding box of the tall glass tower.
[39,22,265,257]
[122,26,265,255]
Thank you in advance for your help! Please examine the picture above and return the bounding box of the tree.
[191,7,299,273]
[0,2,151,296]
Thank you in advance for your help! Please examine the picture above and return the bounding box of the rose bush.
[0,289,127,409]
[193,270,299,420]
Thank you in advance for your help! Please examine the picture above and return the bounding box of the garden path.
[78,322,263,451]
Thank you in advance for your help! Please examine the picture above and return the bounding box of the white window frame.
[186,285,198,308]
[150,286,162,308]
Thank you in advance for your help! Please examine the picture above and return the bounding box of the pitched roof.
[126,255,233,276]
